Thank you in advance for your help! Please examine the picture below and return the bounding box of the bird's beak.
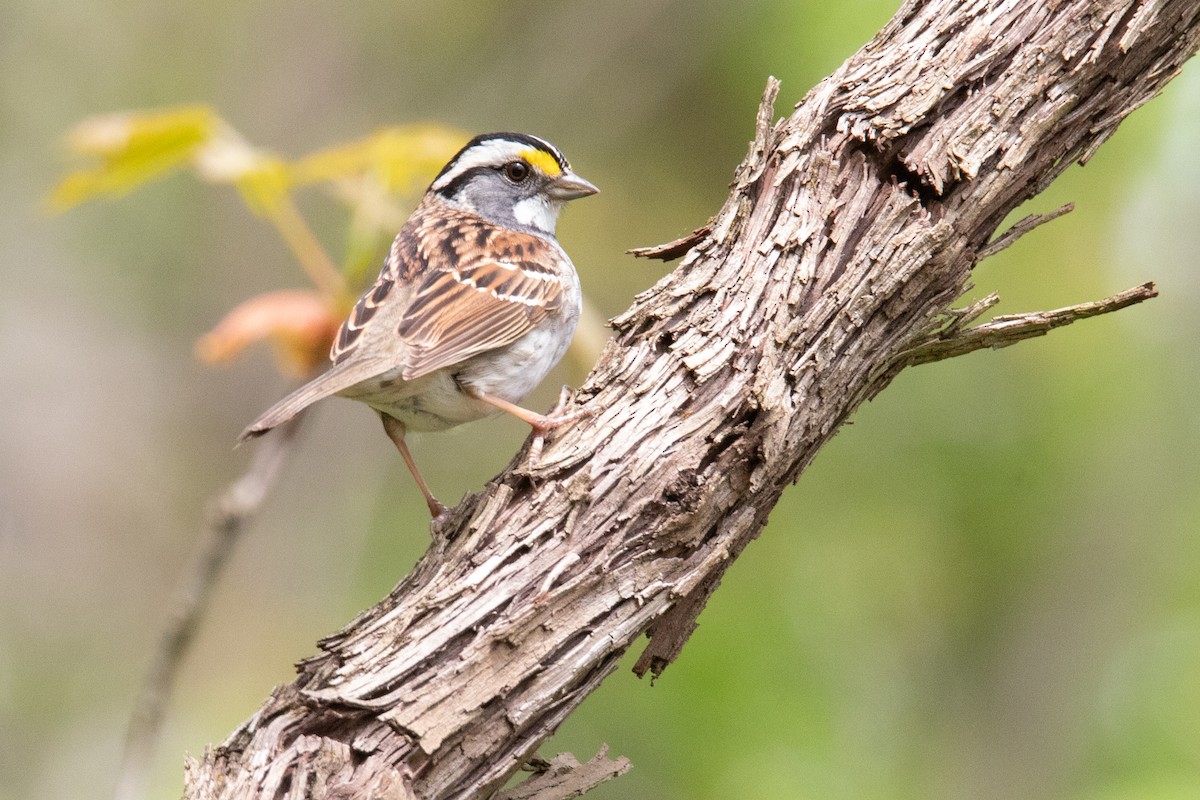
[548,171,599,201]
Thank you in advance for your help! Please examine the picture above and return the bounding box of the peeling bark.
[185,1,1200,798]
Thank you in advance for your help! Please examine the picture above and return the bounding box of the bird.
[240,132,598,518]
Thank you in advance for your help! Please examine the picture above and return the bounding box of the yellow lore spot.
[521,148,562,177]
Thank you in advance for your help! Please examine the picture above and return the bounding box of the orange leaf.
[196,290,340,378]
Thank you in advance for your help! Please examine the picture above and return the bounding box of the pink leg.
[380,414,447,519]
[465,387,593,463]
[465,388,591,434]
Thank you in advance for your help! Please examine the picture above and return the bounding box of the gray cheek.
[458,175,521,228]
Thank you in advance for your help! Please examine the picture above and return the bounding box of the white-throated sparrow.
[240,132,597,518]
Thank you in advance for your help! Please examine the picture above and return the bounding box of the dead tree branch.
[898,282,1159,367]
[185,1,1200,798]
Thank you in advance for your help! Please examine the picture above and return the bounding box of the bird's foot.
[527,387,595,464]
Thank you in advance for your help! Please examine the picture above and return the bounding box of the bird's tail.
[238,358,390,443]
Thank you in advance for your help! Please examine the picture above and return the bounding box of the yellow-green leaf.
[47,105,218,211]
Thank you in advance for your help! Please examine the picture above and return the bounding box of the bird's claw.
[526,387,594,465]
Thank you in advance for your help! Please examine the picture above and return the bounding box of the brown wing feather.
[396,223,565,380]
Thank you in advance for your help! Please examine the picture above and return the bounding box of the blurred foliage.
[194,289,338,379]
[49,107,466,374]
[2,2,1198,800]
[48,106,218,211]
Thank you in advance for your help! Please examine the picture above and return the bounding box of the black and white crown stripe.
[431,132,568,193]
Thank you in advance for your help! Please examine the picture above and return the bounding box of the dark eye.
[503,161,530,182]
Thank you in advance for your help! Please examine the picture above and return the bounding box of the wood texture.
[185,1,1200,798]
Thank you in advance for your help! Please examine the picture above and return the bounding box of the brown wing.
[393,217,561,381]
[397,244,565,379]
[329,199,567,379]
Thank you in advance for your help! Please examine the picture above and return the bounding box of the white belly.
[341,300,580,433]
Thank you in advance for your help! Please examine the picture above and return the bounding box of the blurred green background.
[2,2,1198,799]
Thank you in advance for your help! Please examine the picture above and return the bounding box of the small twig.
[629,79,780,264]
[627,222,712,260]
[937,292,1002,337]
[896,291,1003,357]
[978,202,1074,260]
[112,411,307,800]
[496,747,632,800]
[897,282,1158,367]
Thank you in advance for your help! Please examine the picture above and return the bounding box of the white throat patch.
[512,195,560,234]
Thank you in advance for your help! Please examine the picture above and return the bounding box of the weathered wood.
[185,1,1200,798]
[493,748,631,800]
